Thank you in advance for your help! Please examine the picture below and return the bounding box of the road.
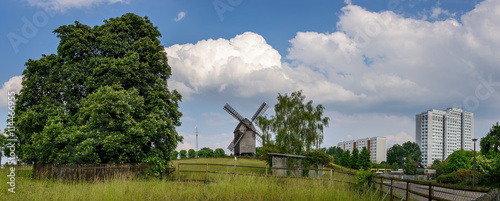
[380,181,487,201]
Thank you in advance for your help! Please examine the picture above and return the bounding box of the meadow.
[0,158,379,201]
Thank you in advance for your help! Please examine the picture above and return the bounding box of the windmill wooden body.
[224,103,268,156]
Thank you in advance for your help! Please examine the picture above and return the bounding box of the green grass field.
[0,158,379,201]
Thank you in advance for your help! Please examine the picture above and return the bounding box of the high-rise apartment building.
[416,108,473,167]
[337,137,387,164]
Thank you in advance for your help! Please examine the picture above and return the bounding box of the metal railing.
[374,175,495,201]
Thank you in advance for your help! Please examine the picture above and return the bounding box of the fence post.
[330,169,333,181]
[406,182,410,201]
[177,163,180,182]
[33,164,37,180]
[380,177,383,197]
[390,178,393,201]
[265,167,268,178]
[428,184,434,201]
[206,163,208,181]
[234,163,236,177]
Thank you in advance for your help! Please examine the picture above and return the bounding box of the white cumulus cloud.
[174,11,186,22]
[286,1,500,109]
[0,76,23,107]
[165,32,364,103]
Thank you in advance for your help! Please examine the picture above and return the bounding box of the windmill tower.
[224,102,268,156]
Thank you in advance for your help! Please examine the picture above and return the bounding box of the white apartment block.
[416,108,474,167]
[337,137,387,164]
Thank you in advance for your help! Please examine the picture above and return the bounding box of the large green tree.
[403,154,417,175]
[351,148,360,169]
[359,147,371,170]
[179,150,187,159]
[402,141,422,162]
[256,90,329,155]
[12,14,183,171]
[188,149,196,158]
[480,122,500,157]
[387,141,422,168]
[214,148,226,157]
[387,144,405,168]
[340,150,351,168]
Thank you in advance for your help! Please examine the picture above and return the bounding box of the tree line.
[170,147,227,160]
[322,141,422,173]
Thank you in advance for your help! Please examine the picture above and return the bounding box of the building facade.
[337,137,387,164]
[416,108,474,167]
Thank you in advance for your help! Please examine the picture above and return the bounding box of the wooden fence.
[177,162,356,184]
[34,163,153,181]
[373,175,497,201]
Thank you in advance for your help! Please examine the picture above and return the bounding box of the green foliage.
[179,150,187,159]
[141,156,170,178]
[256,90,329,155]
[358,147,371,170]
[403,154,417,175]
[391,162,399,171]
[325,146,343,165]
[198,150,207,158]
[340,150,351,168]
[402,141,422,162]
[476,153,500,184]
[260,145,280,166]
[355,169,375,188]
[351,148,360,169]
[188,149,196,158]
[387,144,405,168]
[214,148,226,157]
[430,159,447,176]
[387,141,422,169]
[255,147,263,157]
[201,147,214,157]
[169,151,178,161]
[437,171,462,184]
[304,150,332,166]
[443,150,473,174]
[13,13,183,170]
[480,122,500,157]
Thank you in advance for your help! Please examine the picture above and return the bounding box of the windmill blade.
[227,138,236,151]
[223,104,245,122]
[251,102,269,122]
[231,132,247,150]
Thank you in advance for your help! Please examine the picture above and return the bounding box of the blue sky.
[1,0,500,163]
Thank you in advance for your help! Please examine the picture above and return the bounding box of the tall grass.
[0,158,379,201]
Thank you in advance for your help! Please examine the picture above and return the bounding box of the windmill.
[224,102,268,156]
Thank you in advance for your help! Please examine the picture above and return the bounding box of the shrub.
[305,150,332,166]
[355,169,375,188]
[437,171,461,184]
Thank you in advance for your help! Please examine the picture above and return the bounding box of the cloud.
[25,0,128,11]
[165,32,364,104]
[427,2,455,20]
[385,132,415,147]
[286,1,500,115]
[0,76,23,107]
[174,11,186,22]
